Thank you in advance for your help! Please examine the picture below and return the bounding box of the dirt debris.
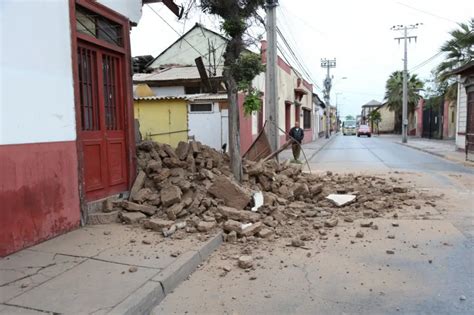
[93,140,437,261]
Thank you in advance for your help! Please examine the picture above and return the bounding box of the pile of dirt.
[104,140,429,242]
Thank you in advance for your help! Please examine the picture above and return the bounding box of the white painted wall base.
[188,103,228,150]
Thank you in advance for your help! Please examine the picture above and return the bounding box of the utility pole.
[321,58,336,138]
[265,0,279,153]
[391,24,421,143]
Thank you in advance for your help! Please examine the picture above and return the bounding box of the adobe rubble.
[89,140,435,253]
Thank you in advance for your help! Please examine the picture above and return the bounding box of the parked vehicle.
[357,124,371,137]
[342,120,357,135]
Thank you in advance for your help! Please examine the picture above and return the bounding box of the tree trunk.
[394,111,402,134]
[226,75,242,182]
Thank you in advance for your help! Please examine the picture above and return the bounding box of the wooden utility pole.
[265,0,279,153]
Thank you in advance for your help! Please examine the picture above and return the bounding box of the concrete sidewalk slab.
[110,232,223,314]
[0,305,46,314]
[93,230,206,269]
[27,224,131,257]
[1,250,85,303]
[1,224,224,314]
[8,259,158,314]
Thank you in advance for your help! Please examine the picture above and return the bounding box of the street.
[154,135,474,315]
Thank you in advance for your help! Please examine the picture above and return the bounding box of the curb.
[110,232,223,314]
[397,142,474,168]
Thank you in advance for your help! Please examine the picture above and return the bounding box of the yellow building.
[134,96,188,147]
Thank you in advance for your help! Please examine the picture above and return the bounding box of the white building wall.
[148,27,228,68]
[0,1,76,145]
[188,102,226,150]
[97,0,142,24]
[150,86,185,96]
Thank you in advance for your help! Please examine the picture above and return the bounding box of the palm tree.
[384,71,424,133]
[436,18,474,82]
[368,110,382,134]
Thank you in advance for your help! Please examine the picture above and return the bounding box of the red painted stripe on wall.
[0,141,81,257]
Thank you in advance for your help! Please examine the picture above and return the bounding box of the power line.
[395,1,458,24]
[276,24,317,85]
[276,26,321,90]
[146,4,206,59]
[409,29,473,72]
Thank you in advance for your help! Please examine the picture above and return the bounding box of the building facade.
[0,0,179,257]
[453,62,474,159]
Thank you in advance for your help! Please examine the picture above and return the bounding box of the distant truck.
[342,120,357,135]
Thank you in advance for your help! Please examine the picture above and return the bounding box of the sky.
[131,0,473,118]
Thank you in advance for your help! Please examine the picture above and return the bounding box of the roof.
[145,23,230,69]
[133,66,224,83]
[451,61,474,75]
[190,93,228,101]
[134,95,188,101]
[362,99,382,107]
[134,93,228,102]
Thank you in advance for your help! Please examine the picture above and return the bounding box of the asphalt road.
[154,134,474,315]
[308,134,474,175]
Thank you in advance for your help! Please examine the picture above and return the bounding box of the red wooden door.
[77,42,128,200]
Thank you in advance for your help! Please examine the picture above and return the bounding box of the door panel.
[107,139,126,185]
[77,42,128,200]
[83,140,105,191]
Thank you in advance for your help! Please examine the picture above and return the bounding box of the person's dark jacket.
[289,126,304,144]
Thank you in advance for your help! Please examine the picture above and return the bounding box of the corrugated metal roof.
[134,95,188,101]
[133,66,224,82]
[189,93,228,101]
[133,93,228,102]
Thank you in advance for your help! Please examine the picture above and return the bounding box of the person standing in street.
[289,121,304,161]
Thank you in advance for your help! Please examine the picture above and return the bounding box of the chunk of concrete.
[240,222,263,237]
[144,219,174,232]
[161,185,182,207]
[120,212,147,224]
[218,206,261,223]
[208,176,251,209]
[326,194,356,207]
[175,141,190,160]
[166,203,185,220]
[197,221,216,232]
[129,171,146,201]
[258,228,274,238]
[122,200,157,216]
[238,256,253,269]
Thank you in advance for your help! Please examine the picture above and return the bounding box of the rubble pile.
[107,140,423,242]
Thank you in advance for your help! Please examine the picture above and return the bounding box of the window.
[77,47,99,131]
[303,108,311,129]
[76,5,123,46]
[190,103,213,112]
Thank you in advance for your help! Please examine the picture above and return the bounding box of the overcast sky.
[131,0,473,118]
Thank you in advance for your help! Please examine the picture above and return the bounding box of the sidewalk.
[279,133,337,164]
[393,136,474,168]
[0,224,222,314]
